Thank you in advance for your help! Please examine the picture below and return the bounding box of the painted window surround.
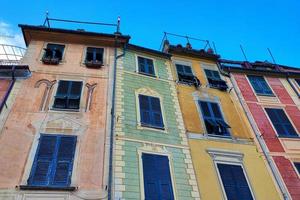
[173,60,196,85]
[135,54,158,78]
[20,130,82,188]
[81,46,107,67]
[193,92,232,138]
[40,42,68,65]
[207,148,256,200]
[135,87,168,133]
[48,78,86,113]
[246,75,276,98]
[262,106,299,138]
[137,145,177,200]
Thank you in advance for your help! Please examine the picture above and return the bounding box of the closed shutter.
[28,135,57,186]
[150,96,164,128]
[294,163,300,174]
[138,57,155,76]
[146,59,154,75]
[54,81,69,109]
[52,136,77,186]
[68,81,82,109]
[142,153,174,200]
[139,95,151,125]
[248,76,263,94]
[217,164,253,200]
[265,108,297,137]
[248,75,273,95]
[138,57,146,73]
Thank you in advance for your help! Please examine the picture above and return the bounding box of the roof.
[19,24,131,46]
[128,44,171,59]
[219,59,300,78]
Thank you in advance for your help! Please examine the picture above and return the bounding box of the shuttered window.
[53,80,83,110]
[247,75,273,96]
[138,56,155,76]
[176,64,194,83]
[28,134,77,187]
[142,153,174,200]
[43,43,65,61]
[204,69,228,90]
[217,163,253,200]
[198,101,230,136]
[265,108,298,137]
[139,94,164,129]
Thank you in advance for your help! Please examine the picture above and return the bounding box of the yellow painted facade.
[168,53,282,199]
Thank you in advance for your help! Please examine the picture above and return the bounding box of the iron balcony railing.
[0,44,26,65]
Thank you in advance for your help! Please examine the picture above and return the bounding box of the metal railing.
[0,44,26,65]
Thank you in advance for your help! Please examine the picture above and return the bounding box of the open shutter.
[52,136,77,186]
[54,81,69,109]
[139,95,151,125]
[150,97,164,128]
[68,81,82,109]
[28,135,57,186]
[142,153,174,200]
[218,164,253,200]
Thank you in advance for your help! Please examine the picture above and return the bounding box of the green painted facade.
[113,49,199,199]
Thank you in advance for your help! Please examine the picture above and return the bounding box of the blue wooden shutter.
[28,135,57,186]
[150,96,164,128]
[139,95,151,125]
[68,81,82,109]
[217,164,253,200]
[52,136,77,186]
[54,81,69,109]
[265,108,297,137]
[142,153,174,200]
[138,57,146,74]
[248,75,273,95]
[248,75,263,94]
[146,58,154,75]
[294,163,300,174]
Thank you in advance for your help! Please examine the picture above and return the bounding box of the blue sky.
[1,0,299,67]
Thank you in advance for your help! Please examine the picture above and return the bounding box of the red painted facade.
[233,73,300,200]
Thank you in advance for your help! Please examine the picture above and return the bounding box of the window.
[265,108,298,137]
[142,153,174,200]
[139,94,164,129]
[204,69,228,91]
[42,43,65,65]
[28,134,77,187]
[176,64,200,86]
[138,56,155,76]
[294,162,300,174]
[53,80,83,110]
[85,47,104,68]
[295,79,300,87]
[198,101,230,136]
[247,75,273,96]
[217,163,253,200]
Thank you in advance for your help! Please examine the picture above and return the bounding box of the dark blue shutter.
[138,57,155,76]
[265,108,298,137]
[150,97,164,128]
[68,81,82,109]
[54,81,69,109]
[294,163,300,174]
[138,57,146,74]
[28,135,57,186]
[146,59,154,75]
[142,153,174,200]
[248,75,273,95]
[217,164,253,200]
[52,136,77,186]
[139,95,151,125]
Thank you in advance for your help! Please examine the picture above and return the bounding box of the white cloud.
[0,21,25,47]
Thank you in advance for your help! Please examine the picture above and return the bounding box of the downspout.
[107,35,127,200]
[228,72,290,200]
[0,66,16,114]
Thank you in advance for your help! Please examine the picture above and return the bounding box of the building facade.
[0,24,129,200]
[113,44,200,199]
[221,60,300,200]
[163,41,282,200]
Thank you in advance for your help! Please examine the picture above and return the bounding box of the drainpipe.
[0,66,16,114]
[107,34,127,200]
[228,73,290,200]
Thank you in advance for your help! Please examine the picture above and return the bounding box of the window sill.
[278,135,299,139]
[138,71,157,78]
[207,134,231,139]
[18,185,77,191]
[256,93,276,97]
[137,124,167,133]
[51,108,80,112]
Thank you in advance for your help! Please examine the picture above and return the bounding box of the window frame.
[41,42,66,64]
[135,88,167,133]
[137,149,177,200]
[84,46,105,68]
[207,149,255,200]
[247,75,275,97]
[135,54,157,77]
[264,107,299,138]
[50,79,85,112]
[293,162,300,178]
[197,99,231,137]
[204,69,228,90]
[174,60,196,85]
[26,134,77,188]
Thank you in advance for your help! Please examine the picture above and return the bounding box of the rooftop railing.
[0,44,26,65]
